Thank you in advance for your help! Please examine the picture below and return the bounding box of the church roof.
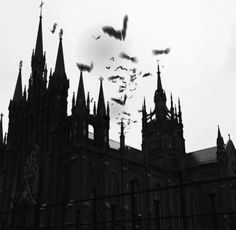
[186,140,236,168]
[187,146,217,167]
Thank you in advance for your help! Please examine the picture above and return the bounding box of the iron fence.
[1,174,236,230]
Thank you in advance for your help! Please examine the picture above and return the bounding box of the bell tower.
[142,64,185,172]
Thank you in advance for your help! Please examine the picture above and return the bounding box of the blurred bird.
[92,35,101,40]
[108,75,124,81]
[129,68,136,74]
[76,62,94,72]
[119,52,138,63]
[115,66,128,71]
[39,1,44,8]
[102,15,128,41]
[152,48,171,55]
[49,23,58,34]
[110,57,115,61]
[106,66,111,70]
[111,94,127,105]
[123,111,131,116]
[142,72,152,78]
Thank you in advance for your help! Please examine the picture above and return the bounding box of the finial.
[99,76,104,82]
[228,134,231,140]
[19,60,23,70]
[157,59,160,72]
[59,29,63,39]
[39,1,44,17]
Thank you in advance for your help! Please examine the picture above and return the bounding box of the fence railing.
[1,174,236,230]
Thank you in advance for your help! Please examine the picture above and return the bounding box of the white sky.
[1,0,236,152]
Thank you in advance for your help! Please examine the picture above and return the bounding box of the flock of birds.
[48,14,171,134]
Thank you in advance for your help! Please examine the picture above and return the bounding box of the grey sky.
[1,0,236,152]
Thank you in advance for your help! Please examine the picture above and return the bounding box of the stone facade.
[0,14,236,230]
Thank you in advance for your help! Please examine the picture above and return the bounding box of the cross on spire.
[39,1,44,17]
[59,29,63,39]
[19,60,23,70]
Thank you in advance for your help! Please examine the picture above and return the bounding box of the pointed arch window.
[131,178,142,215]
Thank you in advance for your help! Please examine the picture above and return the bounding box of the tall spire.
[97,77,106,115]
[154,62,167,118]
[76,71,86,108]
[178,97,182,124]
[0,114,3,145]
[217,125,224,148]
[13,61,23,102]
[54,29,66,77]
[35,11,43,59]
[170,93,174,119]
[157,63,163,92]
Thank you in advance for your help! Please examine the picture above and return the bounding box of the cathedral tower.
[142,64,185,172]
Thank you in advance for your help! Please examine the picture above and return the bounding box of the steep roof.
[186,146,218,167]
[186,139,236,168]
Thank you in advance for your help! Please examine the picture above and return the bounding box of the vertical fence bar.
[209,193,218,230]
[76,209,80,230]
[92,187,97,230]
[137,214,142,230]
[154,200,160,230]
[131,181,136,230]
[60,193,66,230]
[179,171,187,230]
[111,204,116,230]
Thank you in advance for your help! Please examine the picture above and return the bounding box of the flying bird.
[108,75,124,81]
[123,111,131,116]
[92,35,101,40]
[110,57,115,61]
[49,23,58,34]
[39,1,44,8]
[106,66,111,70]
[111,94,127,106]
[129,68,136,74]
[142,72,152,78]
[121,15,128,40]
[119,52,138,63]
[152,48,171,55]
[102,15,128,41]
[130,74,137,82]
[115,66,128,71]
[76,62,94,72]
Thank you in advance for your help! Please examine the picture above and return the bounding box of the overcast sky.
[1,0,236,152]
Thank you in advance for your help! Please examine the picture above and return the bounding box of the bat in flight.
[119,52,138,63]
[152,48,171,55]
[142,72,152,78]
[49,23,58,34]
[76,62,94,72]
[111,94,127,106]
[115,66,128,71]
[102,15,128,41]
[108,75,124,81]
[92,35,101,40]
[123,111,131,116]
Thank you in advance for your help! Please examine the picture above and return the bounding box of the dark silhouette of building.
[0,12,236,230]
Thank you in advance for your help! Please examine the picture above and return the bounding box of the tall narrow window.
[88,125,94,140]
[131,178,141,215]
